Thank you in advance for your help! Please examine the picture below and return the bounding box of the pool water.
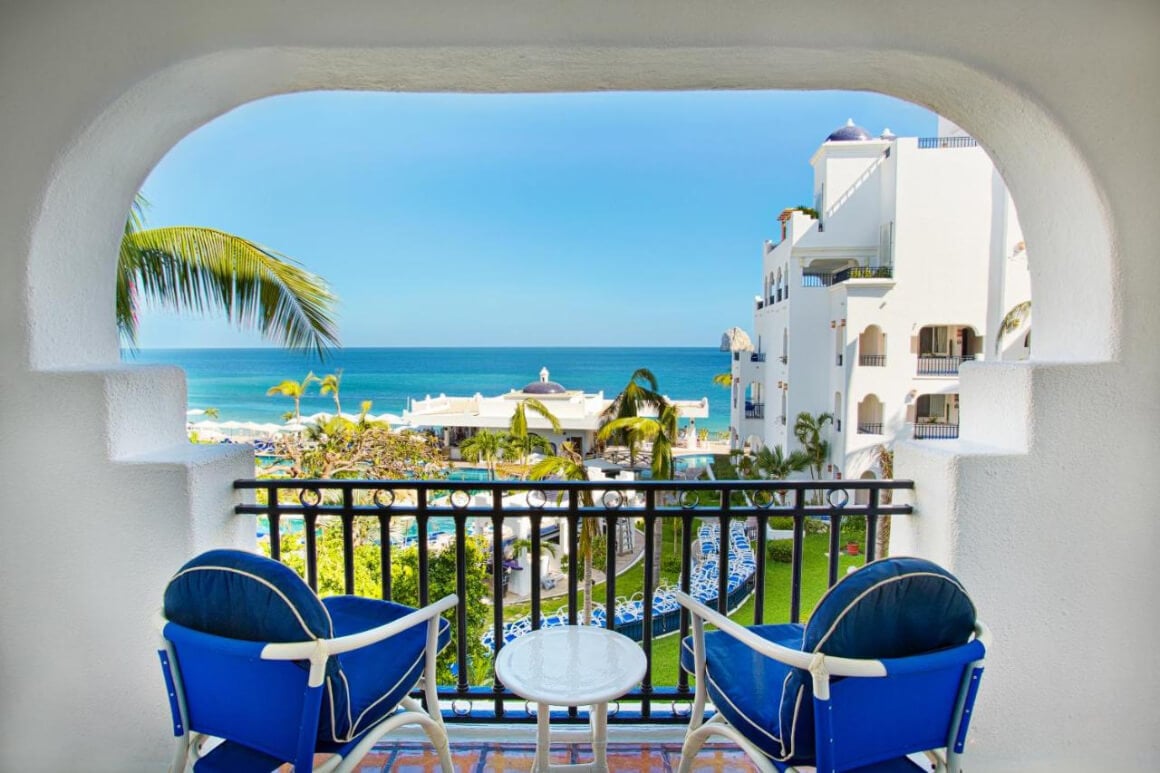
[674,454,718,470]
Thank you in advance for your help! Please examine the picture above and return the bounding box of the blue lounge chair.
[677,556,990,772]
[156,549,457,772]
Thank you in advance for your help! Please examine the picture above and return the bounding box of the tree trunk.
[651,516,664,587]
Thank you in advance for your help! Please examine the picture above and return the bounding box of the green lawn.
[500,519,867,686]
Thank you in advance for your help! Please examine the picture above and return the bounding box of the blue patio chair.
[677,557,990,773]
[156,549,458,772]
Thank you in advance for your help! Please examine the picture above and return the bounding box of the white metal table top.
[495,626,647,706]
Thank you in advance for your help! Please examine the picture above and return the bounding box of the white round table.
[494,625,647,772]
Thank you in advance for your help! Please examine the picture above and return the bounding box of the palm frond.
[118,226,339,357]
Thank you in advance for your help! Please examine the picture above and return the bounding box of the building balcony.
[917,355,974,375]
[802,266,894,287]
[744,402,764,419]
[857,422,884,435]
[236,476,914,729]
[859,354,886,367]
[914,422,960,439]
[749,352,766,363]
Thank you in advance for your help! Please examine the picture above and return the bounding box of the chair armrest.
[674,591,816,670]
[260,594,459,660]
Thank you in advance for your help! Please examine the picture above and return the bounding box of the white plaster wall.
[0,1,1156,770]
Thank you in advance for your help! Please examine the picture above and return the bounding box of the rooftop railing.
[917,136,979,149]
[744,402,765,418]
[235,476,914,725]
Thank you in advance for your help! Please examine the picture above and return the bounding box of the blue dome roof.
[522,380,565,395]
[827,119,873,142]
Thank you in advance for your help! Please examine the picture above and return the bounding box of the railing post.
[866,488,880,562]
[790,488,805,623]
[341,485,355,595]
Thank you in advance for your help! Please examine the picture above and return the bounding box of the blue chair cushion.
[681,558,977,765]
[319,595,451,744]
[164,549,333,642]
[681,624,805,762]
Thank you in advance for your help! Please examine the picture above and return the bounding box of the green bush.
[768,516,795,531]
[767,539,794,563]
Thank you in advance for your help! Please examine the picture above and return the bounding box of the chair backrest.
[778,557,980,766]
[815,637,986,772]
[161,549,333,764]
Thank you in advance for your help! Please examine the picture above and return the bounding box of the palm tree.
[793,411,833,481]
[753,444,810,504]
[529,441,598,624]
[508,398,563,469]
[319,370,343,416]
[600,368,667,468]
[266,372,318,422]
[459,429,505,478]
[874,444,895,558]
[118,195,338,357]
[598,402,680,586]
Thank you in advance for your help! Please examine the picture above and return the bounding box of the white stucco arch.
[1,3,1156,771]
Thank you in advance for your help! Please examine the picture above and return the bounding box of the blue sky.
[137,90,935,348]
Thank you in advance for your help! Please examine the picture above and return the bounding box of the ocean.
[127,347,734,433]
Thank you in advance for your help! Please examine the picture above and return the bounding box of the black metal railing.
[917,354,974,375]
[859,354,886,367]
[857,422,884,434]
[835,419,842,432]
[835,354,844,367]
[803,266,893,287]
[750,353,766,363]
[235,477,914,725]
[917,136,979,149]
[833,265,893,283]
[756,299,764,310]
[745,402,765,419]
[914,423,960,439]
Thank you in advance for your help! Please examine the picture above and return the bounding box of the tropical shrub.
[767,539,794,563]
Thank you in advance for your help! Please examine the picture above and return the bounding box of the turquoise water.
[674,454,718,470]
[127,346,733,433]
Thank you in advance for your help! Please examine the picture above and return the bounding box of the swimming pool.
[674,454,718,470]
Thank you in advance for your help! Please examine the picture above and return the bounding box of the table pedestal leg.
[536,702,552,772]
[591,702,609,771]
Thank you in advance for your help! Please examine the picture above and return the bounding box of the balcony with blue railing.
[744,401,764,419]
[234,476,914,726]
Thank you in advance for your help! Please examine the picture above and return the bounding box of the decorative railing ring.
[450,490,471,509]
[298,488,322,507]
[526,489,547,509]
[752,490,775,509]
[827,488,850,508]
[679,490,700,510]
[602,490,624,510]
[372,489,395,508]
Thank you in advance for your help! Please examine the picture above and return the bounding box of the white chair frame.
[159,593,458,773]
[674,591,991,773]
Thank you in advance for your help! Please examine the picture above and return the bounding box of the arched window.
[858,324,886,366]
[857,395,884,434]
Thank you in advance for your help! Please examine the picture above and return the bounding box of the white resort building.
[730,117,1031,484]
[404,367,710,457]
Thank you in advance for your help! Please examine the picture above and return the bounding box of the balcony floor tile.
[363,739,757,771]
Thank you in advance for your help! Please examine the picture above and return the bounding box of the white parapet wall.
[0,3,1155,771]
